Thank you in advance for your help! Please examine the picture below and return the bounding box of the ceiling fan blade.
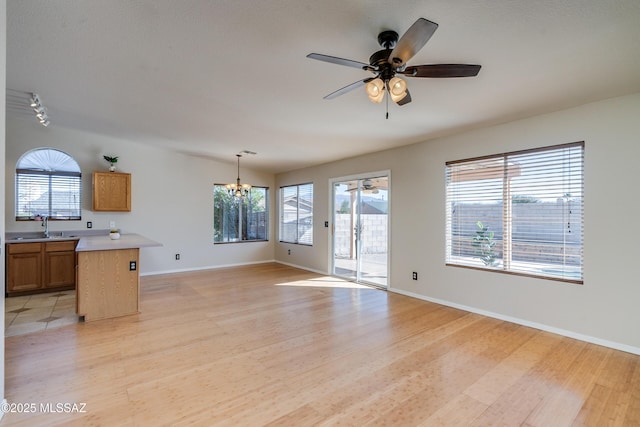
[307,53,373,71]
[323,78,371,100]
[396,90,412,106]
[389,18,438,67]
[401,64,481,78]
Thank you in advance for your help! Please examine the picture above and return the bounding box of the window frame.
[213,184,269,244]
[279,182,314,246]
[445,141,584,284]
[15,148,82,221]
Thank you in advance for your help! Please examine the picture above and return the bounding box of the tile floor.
[5,291,78,337]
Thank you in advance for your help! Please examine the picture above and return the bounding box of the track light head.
[29,94,40,108]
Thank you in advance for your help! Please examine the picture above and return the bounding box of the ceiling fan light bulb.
[388,77,408,103]
[368,92,384,103]
[365,78,384,96]
[366,79,385,103]
[389,77,407,96]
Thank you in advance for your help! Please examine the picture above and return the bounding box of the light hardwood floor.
[2,263,639,426]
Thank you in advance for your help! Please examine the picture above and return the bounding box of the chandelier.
[226,154,251,198]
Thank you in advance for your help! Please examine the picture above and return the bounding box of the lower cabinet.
[6,240,78,296]
[77,248,140,321]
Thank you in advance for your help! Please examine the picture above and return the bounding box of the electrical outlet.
[175,254,180,261]
[87,221,92,229]
[129,261,137,271]
[412,272,418,280]
[324,221,329,228]
[288,249,291,255]
[109,221,116,229]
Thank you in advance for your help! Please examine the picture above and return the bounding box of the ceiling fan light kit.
[307,17,481,116]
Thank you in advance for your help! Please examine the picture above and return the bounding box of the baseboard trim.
[389,287,640,356]
[273,260,328,276]
[141,259,276,277]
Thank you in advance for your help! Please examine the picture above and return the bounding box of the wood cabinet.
[6,243,42,293]
[92,171,131,212]
[44,241,77,289]
[6,240,78,296]
[77,248,140,321]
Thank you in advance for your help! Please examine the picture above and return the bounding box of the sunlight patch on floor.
[275,276,373,289]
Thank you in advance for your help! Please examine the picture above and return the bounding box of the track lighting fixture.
[7,90,52,127]
[30,93,50,126]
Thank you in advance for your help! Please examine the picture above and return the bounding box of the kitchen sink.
[12,235,78,240]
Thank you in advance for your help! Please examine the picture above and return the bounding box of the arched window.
[15,148,82,220]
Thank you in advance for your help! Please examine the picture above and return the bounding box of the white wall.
[5,118,275,274]
[275,92,640,352]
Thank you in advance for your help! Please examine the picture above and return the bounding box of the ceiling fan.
[347,179,384,194]
[307,18,481,115]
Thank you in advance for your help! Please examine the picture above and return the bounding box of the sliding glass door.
[332,174,389,288]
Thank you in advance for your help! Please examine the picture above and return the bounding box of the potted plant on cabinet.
[103,155,118,172]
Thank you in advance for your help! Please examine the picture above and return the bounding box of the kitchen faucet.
[41,215,50,238]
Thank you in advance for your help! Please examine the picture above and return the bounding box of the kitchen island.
[76,233,161,322]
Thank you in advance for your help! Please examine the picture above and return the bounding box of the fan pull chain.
[385,91,389,119]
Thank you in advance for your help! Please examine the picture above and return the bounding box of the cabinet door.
[7,252,43,292]
[92,172,131,212]
[44,251,76,288]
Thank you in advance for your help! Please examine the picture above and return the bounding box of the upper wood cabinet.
[92,171,131,212]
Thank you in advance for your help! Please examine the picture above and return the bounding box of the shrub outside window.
[279,183,313,245]
[445,142,584,283]
[214,185,268,243]
[16,148,82,220]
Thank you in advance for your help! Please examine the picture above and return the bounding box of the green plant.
[472,221,499,267]
[103,155,118,164]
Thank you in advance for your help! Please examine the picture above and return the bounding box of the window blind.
[16,170,82,220]
[279,183,313,245]
[445,142,584,283]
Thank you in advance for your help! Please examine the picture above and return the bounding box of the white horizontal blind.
[280,183,313,245]
[297,183,313,245]
[16,170,82,220]
[446,142,584,283]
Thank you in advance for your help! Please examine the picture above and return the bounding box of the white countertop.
[75,233,162,252]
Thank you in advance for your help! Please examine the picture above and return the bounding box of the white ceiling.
[6,1,640,173]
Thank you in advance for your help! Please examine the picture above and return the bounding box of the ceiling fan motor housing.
[377,30,398,49]
[369,49,397,81]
